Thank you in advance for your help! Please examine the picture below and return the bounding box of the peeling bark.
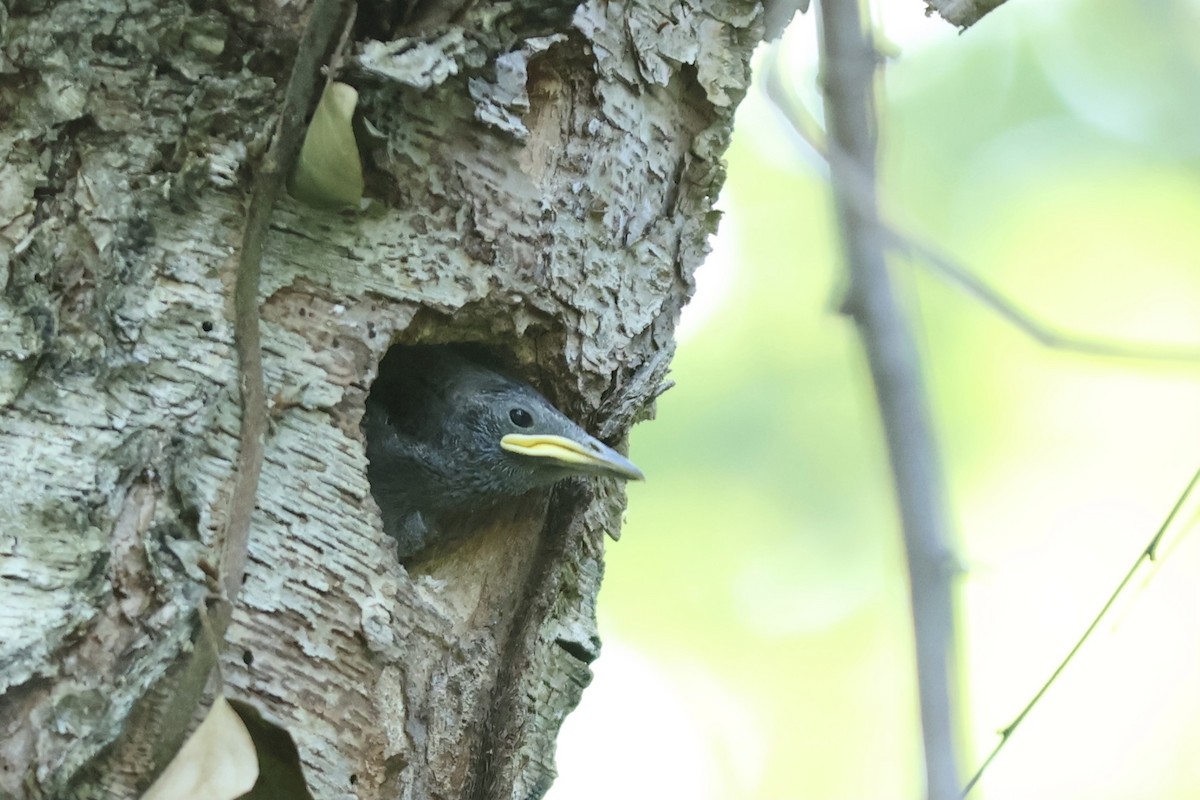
[924,0,1006,29]
[0,0,776,797]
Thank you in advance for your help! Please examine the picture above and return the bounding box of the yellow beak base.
[500,433,644,481]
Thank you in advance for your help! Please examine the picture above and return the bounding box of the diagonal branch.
[883,232,1200,363]
[816,2,962,799]
[960,465,1200,797]
[763,47,1200,367]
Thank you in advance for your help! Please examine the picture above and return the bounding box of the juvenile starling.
[363,346,643,558]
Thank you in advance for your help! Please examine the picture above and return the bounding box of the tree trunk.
[0,1,774,797]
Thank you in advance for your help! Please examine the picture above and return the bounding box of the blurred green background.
[550,0,1200,798]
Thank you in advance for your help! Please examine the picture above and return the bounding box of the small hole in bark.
[32,273,43,284]
[349,774,358,785]
[201,320,214,333]
[331,337,341,348]
[242,649,254,666]
[555,636,597,664]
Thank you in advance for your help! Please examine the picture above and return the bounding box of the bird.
[362,345,644,559]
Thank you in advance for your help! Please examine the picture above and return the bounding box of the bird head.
[364,346,643,556]
[447,369,644,495]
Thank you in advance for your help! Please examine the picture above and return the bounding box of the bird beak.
[500,433,645,481]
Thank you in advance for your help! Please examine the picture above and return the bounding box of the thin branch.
[221,0,354,601]
[762,46,1200,367]
[816,2,961,799]
[762,46,828,158]
[885,231,1200,363]
[960,465,1200,798]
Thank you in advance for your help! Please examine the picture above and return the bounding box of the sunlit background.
[549,0,1200,798]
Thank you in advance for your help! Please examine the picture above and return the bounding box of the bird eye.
[509,408,533,428]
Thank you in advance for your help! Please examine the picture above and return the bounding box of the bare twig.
[961,465,1200,797]
[762,48,828,157]
[763,47,1200,366]
[222,0,354,601]
[885,230,1200,363]
[816,2,962,799]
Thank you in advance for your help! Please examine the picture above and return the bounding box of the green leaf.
[288,81,364,210]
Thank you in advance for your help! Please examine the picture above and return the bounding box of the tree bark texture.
[0,0,773,797]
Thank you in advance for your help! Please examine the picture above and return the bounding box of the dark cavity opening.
[362,343,642,563]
